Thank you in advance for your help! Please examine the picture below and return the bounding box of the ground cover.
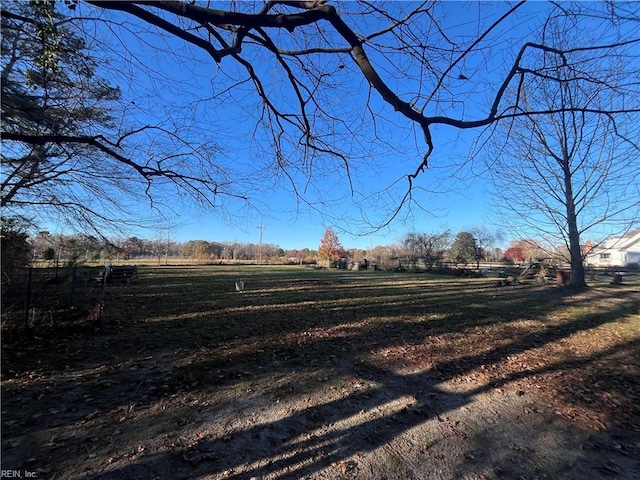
[2,265,639,479]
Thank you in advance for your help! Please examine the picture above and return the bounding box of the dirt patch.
[2,267,639,479]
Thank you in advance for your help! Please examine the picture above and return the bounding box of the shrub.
[1,218,31,277]
[42,246,56,262]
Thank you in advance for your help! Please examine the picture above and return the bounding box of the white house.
[585,228,640,267]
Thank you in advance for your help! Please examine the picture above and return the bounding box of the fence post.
[24,267,32,333]
[54,255,59,294]
[70,263,78,302]
[98,267,106,324]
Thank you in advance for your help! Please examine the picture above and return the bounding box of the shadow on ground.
[2,267,639,479]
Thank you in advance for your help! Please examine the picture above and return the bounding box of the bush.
[42,246,56,262]
[1,218,31,277]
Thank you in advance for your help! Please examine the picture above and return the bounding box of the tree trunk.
[567,218,587,288]
[563,159,587,289]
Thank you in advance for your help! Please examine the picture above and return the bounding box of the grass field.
[2,265,639,479]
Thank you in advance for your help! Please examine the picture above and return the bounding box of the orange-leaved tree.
[318,227,345,261]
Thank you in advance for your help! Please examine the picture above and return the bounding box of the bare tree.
[470,226,502,269]
[481,16,640,288]
[401,230,450,270]
[75,1,640,231]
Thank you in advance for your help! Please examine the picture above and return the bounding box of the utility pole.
[164,218,171,266]
[257,223,264,265]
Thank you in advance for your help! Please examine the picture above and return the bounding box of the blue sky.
[53,1,636,251]
[81,2,516,250]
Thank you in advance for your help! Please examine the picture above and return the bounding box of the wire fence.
[1,264,107,334]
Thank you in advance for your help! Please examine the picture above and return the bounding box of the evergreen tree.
[1,1,122,231]
[449,232,478,266]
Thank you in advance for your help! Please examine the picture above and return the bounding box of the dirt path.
[3,332,638,480]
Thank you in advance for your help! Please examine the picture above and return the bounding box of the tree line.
[26,233,316,265]
[3,226,561,273]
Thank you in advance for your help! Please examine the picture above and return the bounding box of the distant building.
[585,228,640,267]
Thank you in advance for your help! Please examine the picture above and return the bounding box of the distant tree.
[209,242,224,260]
[470,227,502,268]
[33,233,103,264]
[348,249,368,262]
[486,247,503,264]
[41,246,56,263]
[449,232,478,266]
[424,231,452,270]
[191,240,211,261]
[369,245,400,271]
[121,237,146,258]
[369,245,388,264]
[401,230,450,270]
[503,246,526,263]
[506,239,547,263]
[221,243,234,260]
[230,242,243,260]
[61,237,80,264]
[318,227,345,262]
[300,248,317,264]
